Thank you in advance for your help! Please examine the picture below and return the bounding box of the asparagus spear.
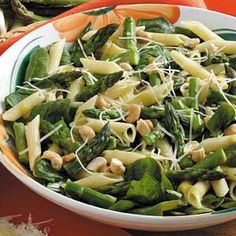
[10,0,48,22]
[143,124,164,145]
[140,106,165,119]
[188,77,200,110]
[63,123,111,179]
[193,148,227,170]
[83,108,121,120]
[129,200,183,216]
[206,103,236,136]
[13,122,29,164]
[164,102,185,154]
[65,182,116,208]
[21,0,89,5]
[76,71,123,102]
[123,17,140,65]
[95,181,130,197]
[207,89,236,105]
[202,51,229,66]
[167,168,225,182]
[149,72,161,87]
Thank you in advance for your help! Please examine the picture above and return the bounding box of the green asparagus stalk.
[76,71,123,102]
[21,0,89,5]
[178,155,195,169]
[10,0,48,22]
[95,181,130,197]
[188,77,200,110]
[123,17,140,65]
[83,108,121,120]
[207,90,236,105]
[13,122,29,165]
[164,102,185,154]
[63,123,111,179]
[206,103,236,136]
[149,72,161,87]
[65,182,116,208]
[167,168,225,182]
[143,124,164,145]
[140,106,165,119]
[193,148,227,170]
[129,200,183,216]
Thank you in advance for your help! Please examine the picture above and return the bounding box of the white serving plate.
[0,3,236,231]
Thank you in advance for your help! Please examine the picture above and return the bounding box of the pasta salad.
[2,16,236,216]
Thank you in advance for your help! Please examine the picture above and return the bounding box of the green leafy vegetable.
[24,47,49,81]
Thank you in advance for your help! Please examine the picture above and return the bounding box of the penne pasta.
[221,166,236,181]
[199,135,236,153]
[80,58,123,74]
[104,78,140,99]
[177,181,193,203]
[127,80,173,106]
[170,50,212,80]
[211,167,229,197]
[25,115,41,171]
[187,181,210,209]
[144,31,191,46]
[84,118,136,144]
[75,172,124,188]
[103,150,146,165]
[181,21,223,41]
[48,39,65,73]
[229,181,236,201]
[2,91,46,122]
[197,39,236,54]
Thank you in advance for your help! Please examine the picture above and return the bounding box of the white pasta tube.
[177,181,193,203]
[199,135,236,153]
[81,30,97,41]
[2,91,46,121]
[211,167,229,197]
[187,181,210,209]
[127,80,173,106]
[80,58,123,74]
[103,150,146,165]
[181,21,223,41]
[197,40,236,54]
[85,118,136,143]
[100,41,127,58]
[48,39,65,73]
[104,79,140,99]
[25,115,41,171]
[147,32,190,46]
[221,166,236,181]
[170,50,212,80]
[155,137,173,158]
[75,173,124,188]
[229,181,236,201]
[67,77,84,102]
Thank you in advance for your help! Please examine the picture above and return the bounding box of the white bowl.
[1,3,236,231]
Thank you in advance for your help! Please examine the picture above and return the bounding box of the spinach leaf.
[28,98,71,123]
[124,157,162,182]
[24,47,49,81]
[206,103,236,136]
[127,173,161,204]
[34,158,64,182]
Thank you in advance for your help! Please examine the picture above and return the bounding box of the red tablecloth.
[0,1,235,235]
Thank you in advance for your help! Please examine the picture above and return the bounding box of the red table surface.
[0,1,236,235]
